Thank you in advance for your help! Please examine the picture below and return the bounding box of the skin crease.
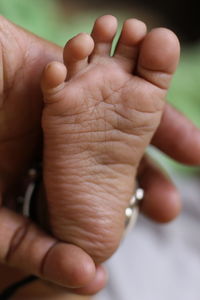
[0,15,200,298]
[41,15,180,264]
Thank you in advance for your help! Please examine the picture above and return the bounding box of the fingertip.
[42,243,96,288]
[142,183,182,223]
[162,186,182,222]
[139,156,182,223]
[73,265,108,295]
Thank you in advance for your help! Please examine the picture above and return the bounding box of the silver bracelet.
[16,167,40,218]
[124,187,144,236]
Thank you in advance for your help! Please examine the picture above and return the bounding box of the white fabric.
[95,175,200,300]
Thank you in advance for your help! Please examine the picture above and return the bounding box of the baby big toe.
[137,28,180,89]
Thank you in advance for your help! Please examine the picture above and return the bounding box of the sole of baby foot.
[41,15,180,263]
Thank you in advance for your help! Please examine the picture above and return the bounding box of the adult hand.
[0,15,200,295]
[0,15,105,294]
[140,103,200,223]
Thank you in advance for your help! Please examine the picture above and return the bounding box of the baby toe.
[90,15,118,60]
[41,61,67,104]
[114,18,147,72]
[63,33,94,79]
[137,28,180,89]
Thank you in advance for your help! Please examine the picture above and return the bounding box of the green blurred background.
[0,0,199,174]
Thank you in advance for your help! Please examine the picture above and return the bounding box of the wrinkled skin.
[0,15,106,293]
[41,15,180,263]
[0,15,200,297]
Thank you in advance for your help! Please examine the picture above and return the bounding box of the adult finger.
[72,265,108,296]
[152,103,200,165]
[138,155,181,223]
[0,207,99,289]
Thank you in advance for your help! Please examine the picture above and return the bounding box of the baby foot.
[41,15,180,263]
